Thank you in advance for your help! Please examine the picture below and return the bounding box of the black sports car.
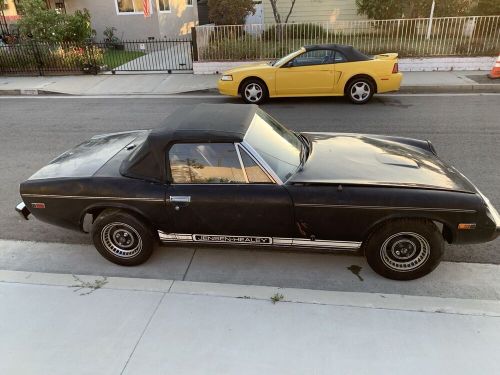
[16,104,499,280]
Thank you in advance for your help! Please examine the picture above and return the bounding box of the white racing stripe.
[158,231,361,250]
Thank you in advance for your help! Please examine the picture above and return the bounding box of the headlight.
[221,75,233,81]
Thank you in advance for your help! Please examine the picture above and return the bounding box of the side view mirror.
[284,61,294,68]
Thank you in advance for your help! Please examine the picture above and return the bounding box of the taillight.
[392,63,399,73]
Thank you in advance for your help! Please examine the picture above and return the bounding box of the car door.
[275,49,335,95]
[164,142,295,242]
[332,51,352,94]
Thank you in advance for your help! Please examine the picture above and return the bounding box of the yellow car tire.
[240,78,268,105]
[346,77,375,104]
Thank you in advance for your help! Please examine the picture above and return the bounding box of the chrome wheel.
[101,222,142,259]
[244,83,263,103]
[350,81,371,102]
[380,232,430,272]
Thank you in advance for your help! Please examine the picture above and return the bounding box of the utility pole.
[426,0,436,40]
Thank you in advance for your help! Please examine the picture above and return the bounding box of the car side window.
[334,51,347,63]
[289,49,334,67]
[238,146,273,184]
[169,143,246,184]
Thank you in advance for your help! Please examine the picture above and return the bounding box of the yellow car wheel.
[240,79,268,105]
[346,77,375,104]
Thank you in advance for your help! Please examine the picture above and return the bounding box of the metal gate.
[104,39,193,73]
[0,38,193,76]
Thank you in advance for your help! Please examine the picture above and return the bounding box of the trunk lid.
[28,131,143,180]
[374,53,399,60]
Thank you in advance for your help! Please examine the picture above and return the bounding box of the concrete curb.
[0,89,67,96]
[1,269,500,317]
[400,84,500,94]
[1,85,498,96]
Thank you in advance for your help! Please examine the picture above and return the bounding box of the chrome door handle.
[169,196,191,203]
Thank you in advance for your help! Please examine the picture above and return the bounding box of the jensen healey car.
[16,104,499,280]
[217,44,402,104]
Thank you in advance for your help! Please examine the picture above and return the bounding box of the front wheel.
[364,219,443,280]
[346,78,374,104]
[241,79,268,104]
[91,209,155,266]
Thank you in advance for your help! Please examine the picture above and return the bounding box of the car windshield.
[272,48,304,66]
[244,110,302,182]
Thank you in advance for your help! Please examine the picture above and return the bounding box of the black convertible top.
[120,104,258,182]
[304,44,371,62]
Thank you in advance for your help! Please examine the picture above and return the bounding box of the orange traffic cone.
[488,54,500,79]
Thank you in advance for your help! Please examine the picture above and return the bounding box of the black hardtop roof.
[120,104,259,182]
[304,44,371,61]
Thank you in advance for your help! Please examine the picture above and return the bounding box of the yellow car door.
[275,49,335,96]
[331,50,351,94]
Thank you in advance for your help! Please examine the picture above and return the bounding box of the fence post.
[191,26,199,62]
[30,40,44,76]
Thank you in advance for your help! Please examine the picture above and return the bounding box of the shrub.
[208,0,255,25]
[17,0,93,43]
[263,23,327,41]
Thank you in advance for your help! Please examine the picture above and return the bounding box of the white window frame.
[186,0,193,7]
[115,0,154,16]
[158,0,171,13]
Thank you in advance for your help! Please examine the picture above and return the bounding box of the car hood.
[289,133,476,193]
[223,62,273,75]
[27,131,144,180]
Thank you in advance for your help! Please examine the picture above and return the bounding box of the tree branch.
[284,0,297,23]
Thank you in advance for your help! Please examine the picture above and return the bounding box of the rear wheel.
[346,77,374,104]
[91,210,155,266]
[241,79,268,104]
[364,219,443,280]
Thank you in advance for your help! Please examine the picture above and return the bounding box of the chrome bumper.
[16,202,30,220]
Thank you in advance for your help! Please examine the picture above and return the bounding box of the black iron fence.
[0,39,193,75]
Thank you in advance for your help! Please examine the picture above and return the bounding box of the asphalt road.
[1,93,499,265]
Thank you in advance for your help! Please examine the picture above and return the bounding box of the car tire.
[91,209,155,266]
[346,77,375,104]
[364,219,443,280]
[241,79,268,104]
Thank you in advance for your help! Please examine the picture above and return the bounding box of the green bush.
[0,43,104,73]
[17,0,93,43]
[263,23,327,41]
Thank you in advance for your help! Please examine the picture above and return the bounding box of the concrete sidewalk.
[0,70,498,96]
[1,269,500,375]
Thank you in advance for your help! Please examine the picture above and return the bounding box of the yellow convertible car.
[218,44,402,104]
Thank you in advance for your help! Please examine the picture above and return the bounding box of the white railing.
[194,15,500,61]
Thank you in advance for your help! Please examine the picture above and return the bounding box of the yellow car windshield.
[273,48,305,67]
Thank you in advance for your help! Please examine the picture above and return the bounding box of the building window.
[187,0,193,6]
[55,1,66,14]
[159,0,170,12]
[116,0,148,14]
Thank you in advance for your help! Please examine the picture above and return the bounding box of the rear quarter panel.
[20,177,169,233]
[335,59,401,94]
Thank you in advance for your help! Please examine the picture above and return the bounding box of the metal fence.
[0,39,193,76]
[194,15,500,61]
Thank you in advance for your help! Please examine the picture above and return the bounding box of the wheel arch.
[344,73,378,94]
[79,203,156,236]
[360,214,454,254]
[238,76,269,95]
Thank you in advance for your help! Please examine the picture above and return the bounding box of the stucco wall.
[263,0,365,24]
[64,0,198,41]
[158,0,199,38]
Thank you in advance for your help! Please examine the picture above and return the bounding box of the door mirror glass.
[169,143,246,184]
